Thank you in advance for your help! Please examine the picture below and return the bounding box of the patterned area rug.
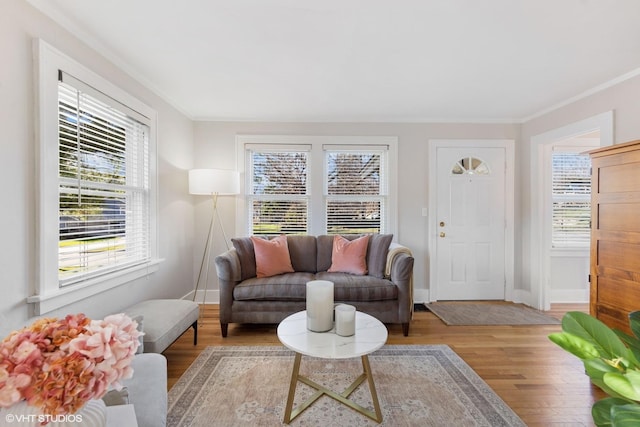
[425,302,560,325]
[168,345,525,426]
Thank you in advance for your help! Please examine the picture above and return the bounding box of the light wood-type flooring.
[163,303,605,426]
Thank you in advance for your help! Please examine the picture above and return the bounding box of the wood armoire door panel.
[598,203,640,231]
[589,140,640,334]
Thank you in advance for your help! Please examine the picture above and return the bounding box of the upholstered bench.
[125,299,199,353]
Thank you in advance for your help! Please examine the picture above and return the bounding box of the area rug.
[425,302,560,325]
[167,345,525,426]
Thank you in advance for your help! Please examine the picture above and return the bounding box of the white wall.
[520,74,640,306]
[193,121,520,301]
[0,0,195,335]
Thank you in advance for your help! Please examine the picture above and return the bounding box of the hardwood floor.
[163,303,605,426]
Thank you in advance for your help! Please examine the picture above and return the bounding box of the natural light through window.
[551,150,592,247]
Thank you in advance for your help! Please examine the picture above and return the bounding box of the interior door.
[435,147,506,300]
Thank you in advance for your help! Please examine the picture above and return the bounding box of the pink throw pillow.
[251,235,294,278]
[328,235,370,275]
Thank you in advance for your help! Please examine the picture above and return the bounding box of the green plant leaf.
[585,362,625,399]
[611,402,640,427]
[561,312,629,360]
[629,311,640,341]
[614,329,640,368]
[604,371,640,402]
[593,397,629,427]
[549,332,600,359]
[586,358,620,380]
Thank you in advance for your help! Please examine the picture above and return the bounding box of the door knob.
[439,221,445,227]
[439,232,446,238]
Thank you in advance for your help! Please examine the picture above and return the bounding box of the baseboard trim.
[550,289,589,303]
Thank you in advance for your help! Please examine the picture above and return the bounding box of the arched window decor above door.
[451,157,490,175]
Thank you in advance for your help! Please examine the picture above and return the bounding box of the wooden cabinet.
[589,140,640,333]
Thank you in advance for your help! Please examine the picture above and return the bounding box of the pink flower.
[0,313,140,419]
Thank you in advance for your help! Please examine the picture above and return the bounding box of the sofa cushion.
[328,234,370,275]
[251,235,294,278]
[287,235,318,272]
[367,234,393,278]
[316,272,398,301]
[316,235,335,272]
[234,272,315,301]
[232,237,257,280]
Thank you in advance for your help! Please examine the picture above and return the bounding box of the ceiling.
[27,0,640,122]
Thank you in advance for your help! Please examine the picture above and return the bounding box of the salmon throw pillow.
[328,235,370,275]
[251,235,295,278]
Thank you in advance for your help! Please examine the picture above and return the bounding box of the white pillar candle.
[306,280,334,332]
[335,304,356,336]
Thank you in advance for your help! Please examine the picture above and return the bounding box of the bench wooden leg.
[221,323,228,337]
[191,320,198,345]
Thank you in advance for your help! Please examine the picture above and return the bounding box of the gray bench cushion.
[125,299,199,353]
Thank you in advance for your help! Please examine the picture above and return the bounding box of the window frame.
[236,135,398,237]
[30,39,160,315]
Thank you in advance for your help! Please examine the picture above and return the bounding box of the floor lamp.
[189,169,239,309]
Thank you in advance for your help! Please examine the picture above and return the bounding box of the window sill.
[27,259,164,315]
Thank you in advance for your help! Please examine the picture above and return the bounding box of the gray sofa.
[214,234,414,337]
[122,353,167,427]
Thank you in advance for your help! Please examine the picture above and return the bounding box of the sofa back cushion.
[287,235,318,272]
[233,235,318,280]
[231,237,257,281]
[233,233,393,279]
[367,233,393,278]
[316,235,337,272]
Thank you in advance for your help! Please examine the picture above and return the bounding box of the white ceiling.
[28,0,640,122]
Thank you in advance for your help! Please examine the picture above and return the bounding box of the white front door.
[435,146,506,300]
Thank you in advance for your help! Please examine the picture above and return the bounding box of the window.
[551,148,592,247]
[325,147,386,234]
[239,136,397,236]
[31,40,159,314]
[58,73,150,285]
[247,145,310,235]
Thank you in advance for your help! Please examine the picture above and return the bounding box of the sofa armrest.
[385,243,413,280]
[386,243,415,322]
[214,249,242,324]
[215,248,242,282]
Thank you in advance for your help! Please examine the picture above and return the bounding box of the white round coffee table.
[277,310,388,423]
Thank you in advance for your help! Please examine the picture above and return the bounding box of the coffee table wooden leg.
[283,352,302,423]
[362,355,383,422]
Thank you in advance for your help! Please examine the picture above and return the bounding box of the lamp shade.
[189,169,239,195]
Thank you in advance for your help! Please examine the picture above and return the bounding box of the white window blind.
[551,150,592,247]
[325,147,387,234]
[247,146,309,235]
[58,72,151,285]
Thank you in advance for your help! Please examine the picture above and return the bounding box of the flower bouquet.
[0,313,141,420]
